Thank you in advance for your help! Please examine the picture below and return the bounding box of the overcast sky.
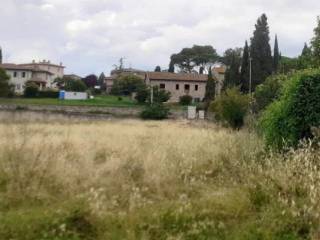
[0,0,319,76]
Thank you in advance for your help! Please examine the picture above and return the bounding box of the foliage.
[254,74,287,112]
[223,50,241,89]
[273,35,280,73]
[221,48,242,66]
[65,79,87,92]
[83,75,98,88]
[240,41,250,93]
[148,86,171,103]
[37,89,59,98]
[204,68,216,104]
[210,87,249,129]
[111,74,145,96]
[154,66,161,72]
[311,16,320,67]
[97,72,106,87]
[298,43,313,69]
[250,14,273,90]
[260,69,320,149]
[0,67,12,97]
[135,85,149,103]
[168,61,175,73]
[24,82,39,98]
[179,95,193,105]
[279,56,299,74]
[170,45,219,73]
[140,103,169,120]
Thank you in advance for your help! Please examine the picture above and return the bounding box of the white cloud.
[0,0,319,76]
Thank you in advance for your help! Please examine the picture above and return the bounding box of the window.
[195,85,198,91]
[184,84,190,91]
[160,83,166,89]
[22,72,26,78]
[176,84,180,90]
[13,72,17,78]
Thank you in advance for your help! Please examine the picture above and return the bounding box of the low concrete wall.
[0,104,186,119]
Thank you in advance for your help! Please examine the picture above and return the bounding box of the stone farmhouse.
[0,60,65,94]
[105,66,226,102]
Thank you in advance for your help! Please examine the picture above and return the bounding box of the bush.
[179,95,193,105]
[37,89,59,98]
[260,69,320,149]
[24,83,39,98]
[148,86,171,103]
[254,74,287,112]
[140,103,170,120]
[135,86,149,103]
[210,87,249,129]
[111,75,145,96]
[65,79,87,92]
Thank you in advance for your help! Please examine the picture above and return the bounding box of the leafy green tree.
[170,45,219,73]
[135,85,149,103]
[250,14,273,91]
[204,68,216,104]
[98,72,105,86]
[221,48,242,66]
[111,74,145,96]
[148,86,171,103]
[24,82,39,98]
[64,79,87,92]
[254,74,287,112]
[311,17,320,67]
[210,87,249,129]
[273,35,280,73]
[298,43,313,69]
[260,69,320,149]
[279,56,299,74]
[0,67,11,97]
[240,41,250,93]
[154,66,161,72]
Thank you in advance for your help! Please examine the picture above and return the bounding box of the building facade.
[0,60,65,94]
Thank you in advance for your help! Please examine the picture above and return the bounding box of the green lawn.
[0,95,141,108]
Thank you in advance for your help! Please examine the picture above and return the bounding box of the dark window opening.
[184,84,190,90]
[176,84,179,90]
[22,72,26,78]
[160,83,165,89]
[13,72,17,78]
[195,85,198,91]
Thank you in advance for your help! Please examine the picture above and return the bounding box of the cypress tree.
[224,53,241,89]
[98,72,105,86]
[204,67,216,103]
[302,43,312,57]
[250,14,273,91]
[0,47,2,64]
[273,35,280,73]
[154,66,161,72]
[311,16,320,67]
[240,41,250,93]
[168,61,175,73]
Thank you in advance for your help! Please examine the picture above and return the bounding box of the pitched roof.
[0,63,33,71]
[146,72,209,82]
[213,66,226,74]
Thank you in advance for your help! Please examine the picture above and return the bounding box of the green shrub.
[140,103,170,120]
[0,67,12,97]
[260,69,320,149]
[179,95,193,105]
[148,86,171,103]
[210,87,249,129]
[254,74,287,112]
[24,82,39,98]
[135,86,149,103]
[38,89,59,98]
[65,79,87,92]
[111,75,145,96]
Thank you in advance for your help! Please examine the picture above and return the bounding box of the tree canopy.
[0,67,11,97]
[170,45,219,73]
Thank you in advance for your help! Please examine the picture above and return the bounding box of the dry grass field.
[1,114,320,239]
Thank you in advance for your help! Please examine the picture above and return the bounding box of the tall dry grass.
[0,115,320,239]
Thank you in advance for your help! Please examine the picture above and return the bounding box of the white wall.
[6,69,32,94]
[64,91,87,100]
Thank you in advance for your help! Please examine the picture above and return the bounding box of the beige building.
[0,60,65,94]
[145,72,210,102]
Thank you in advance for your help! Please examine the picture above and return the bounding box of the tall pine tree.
[224,53,241,89]
[311,16,320,67]
[240,41,250,93]
[273,35,280,73]
[0,47,2,64]
[204,67,216,103]
[250,14,273,91]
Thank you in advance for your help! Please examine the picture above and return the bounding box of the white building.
[0,60,65,94]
